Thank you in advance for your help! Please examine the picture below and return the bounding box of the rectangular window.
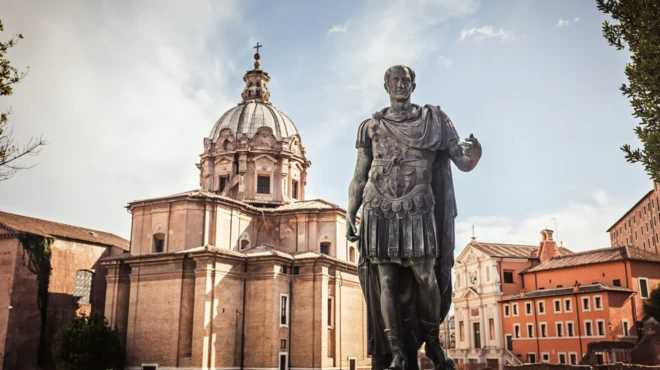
[542,353,550,363]
[257,175,271,194]
[554,299,561,313]
[504,271,514,284]
[558,353,566,365]
[567,322,574,337]
[569,353,578,365]
[218,175,229,192]
[525,302,532,315]
[613,279,621,287]
[514,324,520,338]
[527,353,537,364]
[291,179,299,199]
[585,321,593,336]
[527,323,534,338]
[565,298,572,312]
[540,323,547,338]
[320,243,330,255]
[280,295,289,327]
[504,305,510,317]
[281,339,286,350]
[154,239,165,253]
[597,320,605,336]
[582,297,591,311]
[538,301,545,314]
[489,318,495,340]
[594,296,603,310]
[459,321,465,342]
[639,278,650,299]
[622,320,630,336]
[328,296,334,328]
[513,303,519,316]
[556,322,563,337]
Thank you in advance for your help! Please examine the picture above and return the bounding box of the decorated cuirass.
[363,119,437,219]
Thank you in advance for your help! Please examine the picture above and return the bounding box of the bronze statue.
[346,65,482,370]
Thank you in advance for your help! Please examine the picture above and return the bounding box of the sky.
[0,0,653,257]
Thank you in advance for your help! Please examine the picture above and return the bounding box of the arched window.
[320,242,331,255]
[240,239,250,250]
[349,247,356,263]
[153,233,165,253]
[73,270,94,305]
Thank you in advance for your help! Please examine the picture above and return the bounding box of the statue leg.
[377,263,408,370]
[410,260,456,370]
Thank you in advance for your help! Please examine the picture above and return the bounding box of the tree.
[596,0,660,182]
[644,283,660,322]
[52,312,125,370]
[0,18,47,181]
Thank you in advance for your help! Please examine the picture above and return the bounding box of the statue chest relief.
[368,121,434,199]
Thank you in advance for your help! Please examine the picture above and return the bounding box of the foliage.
[0,18,46,181]
[643,283,660,322]
[53,312,125,370]
[18,233,53,368]
[596,0,660,182]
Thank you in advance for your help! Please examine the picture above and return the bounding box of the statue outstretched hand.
[461,133,481,159]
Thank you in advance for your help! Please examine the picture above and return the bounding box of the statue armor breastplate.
[363,120,436,219]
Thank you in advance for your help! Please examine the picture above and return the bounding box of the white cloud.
[438,55,453,68]
[556,17,580,28]
[327,22,348,34]
[454,189,626,257]
[458,25,514,42]
[0,1,250,237]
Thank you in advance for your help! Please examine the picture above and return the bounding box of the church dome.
[197,45,310,207]
[208,102,299,142]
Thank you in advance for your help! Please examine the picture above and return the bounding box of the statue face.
[385,67,415,101]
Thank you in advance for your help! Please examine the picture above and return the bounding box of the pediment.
[460,287,481,299]
[456,244,487,264]
[253,154,278,164]
[214,155,235,165]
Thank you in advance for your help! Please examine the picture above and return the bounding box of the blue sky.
[0,0,652,255]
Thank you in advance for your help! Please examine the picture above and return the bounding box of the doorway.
[279,353,288,370]
[473,323,481,348]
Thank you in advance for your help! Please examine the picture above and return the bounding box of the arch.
[349,246,356,263]
[153,232,165,253]
[241,239,250,250]
[73,269,94,305]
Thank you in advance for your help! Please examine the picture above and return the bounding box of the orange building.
[501,230,660,365]
[608,182,660,254]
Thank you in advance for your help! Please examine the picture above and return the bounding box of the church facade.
[102,51,368,370]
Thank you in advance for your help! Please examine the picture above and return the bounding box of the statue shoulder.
[355,118,373,149]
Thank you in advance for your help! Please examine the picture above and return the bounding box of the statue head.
[384,65,416,102]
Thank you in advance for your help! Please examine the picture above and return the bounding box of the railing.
[504,349,524,366]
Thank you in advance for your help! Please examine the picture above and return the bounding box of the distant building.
[0,211,128,370]
[608,182,660,254]
[439,315,455,350]
[450,231,573,370]
[101,50,367,370]
[501,230,660,365]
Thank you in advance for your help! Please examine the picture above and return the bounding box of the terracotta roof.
[0,211,129,250]
[470,241,573,259]
[606,189,654,232]
[501,283,634,301]
[523,246,660,273]
[129,189,345,214]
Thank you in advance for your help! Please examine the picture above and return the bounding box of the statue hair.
[384,65,416,84]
